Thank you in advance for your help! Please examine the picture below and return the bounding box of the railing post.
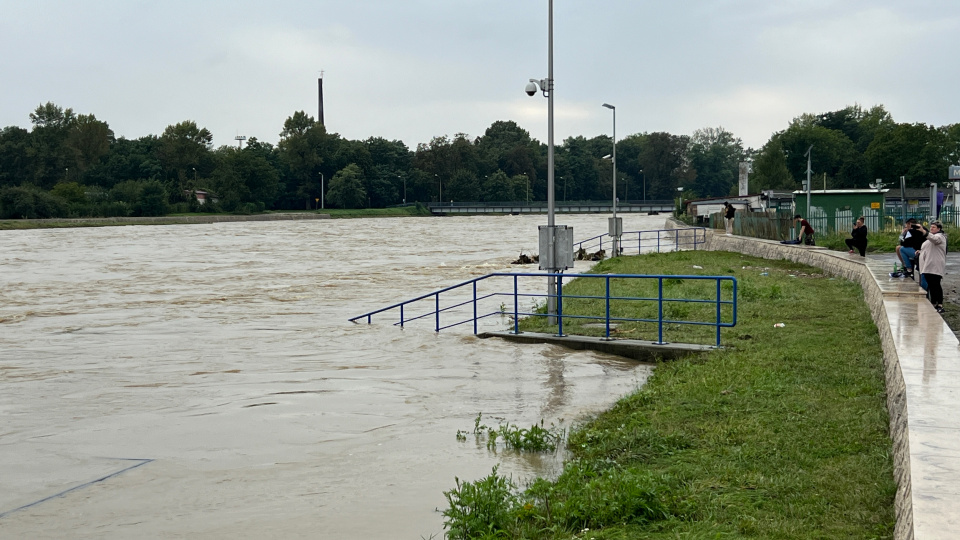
[513,274,520,334]
[435,293,440,332]
[715,278,722,347]
[604,275,611,339]
[556,274,565,337]
[473,281,478,335]
[656,277,665,344]
[400,304,404,328]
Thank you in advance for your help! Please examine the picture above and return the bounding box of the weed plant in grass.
[458,413,566,452]
[443,251,895,539]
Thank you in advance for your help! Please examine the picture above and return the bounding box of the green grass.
[443,251,895,539]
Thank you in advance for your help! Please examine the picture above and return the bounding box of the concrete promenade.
[672,222,960,540]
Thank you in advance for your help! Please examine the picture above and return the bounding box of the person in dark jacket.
[845,216,868,256]
[900,222,927,279]
[793,214,815,245]
[723,202,736,235]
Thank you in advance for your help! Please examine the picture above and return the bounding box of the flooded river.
[0,213,665,539]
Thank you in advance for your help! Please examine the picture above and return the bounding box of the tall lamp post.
[602,103,619,256]
[677,186,684,215]
[525,0,560,322]
[400,174,406,204]
[640,169,645,202]
[319,172,325,209]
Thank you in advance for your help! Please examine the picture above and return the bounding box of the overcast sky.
[2,1,957,151]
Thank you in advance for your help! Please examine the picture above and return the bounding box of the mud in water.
[0,214,667,539]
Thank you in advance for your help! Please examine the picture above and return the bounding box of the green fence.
[710,210,796,241]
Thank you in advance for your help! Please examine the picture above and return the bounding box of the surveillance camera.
[525,82,538,96]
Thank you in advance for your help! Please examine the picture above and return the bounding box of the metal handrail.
[574,227,707,255]
[425,199,674,208]
[349,271,737,347]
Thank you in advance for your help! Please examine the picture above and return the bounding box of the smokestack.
[318,75,325,127]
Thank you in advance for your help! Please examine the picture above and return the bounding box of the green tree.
[210,145,280,210]
[688,127,743,197]
[138,180,169,216]
[638,132,693,199]
[27,102,77,189]
[326,163,367,208]
[751,135,794,190]
[157,120,213,198]
[0,126,31,189]
[864,123,948,187]
[278,111,327,209]
[66,114,114,177]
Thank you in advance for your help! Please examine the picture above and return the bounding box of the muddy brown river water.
[0,214,666,539]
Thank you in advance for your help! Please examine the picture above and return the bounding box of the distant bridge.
[425,200,674,215]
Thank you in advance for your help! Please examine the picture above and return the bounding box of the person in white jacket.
[918,221,947,313]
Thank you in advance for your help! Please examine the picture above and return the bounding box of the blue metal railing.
[349,271,737,347]
[574,227,706,255]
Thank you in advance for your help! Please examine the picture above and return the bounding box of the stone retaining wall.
[666,218,914,540]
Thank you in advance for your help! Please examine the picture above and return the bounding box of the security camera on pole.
[525,0,573,326]
[602,103,621,257]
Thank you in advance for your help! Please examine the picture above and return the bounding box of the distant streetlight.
[677,186,684,214]
[399,174,406,204]
[319,172,325,209]
[602,103,619,256]
[435,174,442,203]
[639,169,645,202]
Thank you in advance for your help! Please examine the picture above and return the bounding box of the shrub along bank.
[443,250,895,539]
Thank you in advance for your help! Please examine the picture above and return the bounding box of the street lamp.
[525,0,560,322]
[639,169,645,202]
[319,172,325,209]
[602,103,619,257]
[677,186,684,215]
[435,174,442,203]
[399,174,406,204]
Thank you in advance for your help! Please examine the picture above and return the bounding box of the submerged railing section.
[574,227,706,255]
[349,271,737,348]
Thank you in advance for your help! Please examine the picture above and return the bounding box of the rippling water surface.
[0,214,665,538]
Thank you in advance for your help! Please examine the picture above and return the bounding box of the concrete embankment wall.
[664,219,922,540]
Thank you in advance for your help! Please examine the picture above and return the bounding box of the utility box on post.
[608,217,622,236]
[539,225,574,271]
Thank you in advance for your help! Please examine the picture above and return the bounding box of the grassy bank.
[0,204,432,230]
[443,251,895,539]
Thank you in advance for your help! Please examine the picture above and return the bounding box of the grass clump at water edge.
[441,251,896,539]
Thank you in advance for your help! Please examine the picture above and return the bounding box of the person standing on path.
[723,202,736,235]
[794,214,815,245]
[845,216,868,257]
[918,221,947,313]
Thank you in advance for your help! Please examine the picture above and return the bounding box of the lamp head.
[602,103,615,110]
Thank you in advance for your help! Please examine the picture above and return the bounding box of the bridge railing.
[425,199,674,208]
[574,227,706,255]
[349,271,737,348]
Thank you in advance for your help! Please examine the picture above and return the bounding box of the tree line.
[0,102,957,219]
